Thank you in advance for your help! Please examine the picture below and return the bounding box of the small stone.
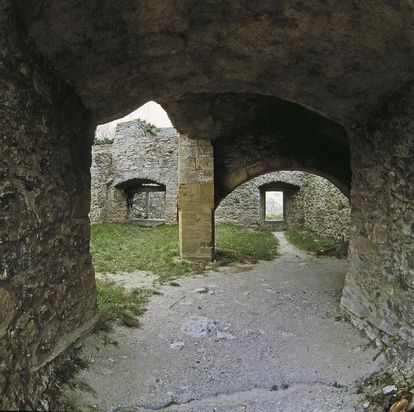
[39,399,49,411]
[362,401,370,409]
[181,316,217,337]
[193,287,208,294]
[216,330,235,340]
[170,341,185,349]
[383,385,397,395]
[179,300,193,306]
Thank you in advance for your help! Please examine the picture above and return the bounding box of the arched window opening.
[126,181,166,223]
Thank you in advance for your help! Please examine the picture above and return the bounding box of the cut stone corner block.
[180,244,215,262]
[178,135,215,262]
[178,191,215,262]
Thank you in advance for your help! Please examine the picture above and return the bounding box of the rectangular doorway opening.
[265,191,284,221]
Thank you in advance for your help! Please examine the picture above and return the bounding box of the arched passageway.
[2,2,414,408]
[215,173,350,236]
[209,93,350,203]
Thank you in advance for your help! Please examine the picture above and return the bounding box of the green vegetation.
[92,223,278,327]
[285,227,342,254]
[215,224,278,263]
[91,224,204,283]
[141,119,160,136]
[93,137,114,145]
[96,280,157,328]
[91,223,278,281]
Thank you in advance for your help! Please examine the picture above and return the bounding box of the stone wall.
[215,171,304,228]
[296,174,351,240]
[91,121,350,240]
[1,5,97,409]
[212,101,351,204]
[215,172,350,240]
[178,136,215,260]
[90,146,113,223]
[90,122,179,224]
[341,85,414,373]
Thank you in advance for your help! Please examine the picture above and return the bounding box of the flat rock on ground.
[61,233,385,411]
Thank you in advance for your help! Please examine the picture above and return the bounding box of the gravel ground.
[61,233,385,412]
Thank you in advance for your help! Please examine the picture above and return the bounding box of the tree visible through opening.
[265,191,283,221]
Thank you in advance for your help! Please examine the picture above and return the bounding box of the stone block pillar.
[341,84,414,370]
[178,136,215,261]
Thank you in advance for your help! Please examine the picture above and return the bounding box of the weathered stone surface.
[130,190,165,220]
[0,3,97,409]
[297,174,351,240]
[341,83,414,369]
[181,316,217,338]
[15,1,414,131]
[91,122,349,240]
[216,172,350,240]
[90,122,179,224]
[178,136,215,261]
[215,171,304,230]
[211,95,351,203]
[4,0,414,406]
[90,146,114,223]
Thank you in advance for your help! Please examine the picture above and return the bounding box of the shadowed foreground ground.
[61,233,384,411]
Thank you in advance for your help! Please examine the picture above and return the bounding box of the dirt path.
[62,233,385,411]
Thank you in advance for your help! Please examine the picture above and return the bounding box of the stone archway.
[3,2,414,408]
[215,170,351,244]
[210,93,350,205]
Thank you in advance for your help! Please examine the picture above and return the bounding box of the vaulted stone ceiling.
[15,1,414,136]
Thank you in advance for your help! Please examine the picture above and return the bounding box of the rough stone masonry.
[91,119,350,241]
[2,1,414,408]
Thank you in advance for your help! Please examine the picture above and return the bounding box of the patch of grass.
[96,280,155,328]
[215,224,278,262]
[140,119,160,136]
[92,224,279,328]
[91,224,204,282]
[93,138,113,145]
[91,223,279,282]
[285,227,341,254]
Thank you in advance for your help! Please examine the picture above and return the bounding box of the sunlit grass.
[96,280,159,328]
[91,223,278,281]
[285,227,340,254]
[92,223,279,327]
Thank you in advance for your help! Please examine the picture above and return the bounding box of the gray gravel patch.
[61,232,386,411]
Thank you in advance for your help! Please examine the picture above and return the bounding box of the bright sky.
[117,101,173,127]
[98,101,173,132]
